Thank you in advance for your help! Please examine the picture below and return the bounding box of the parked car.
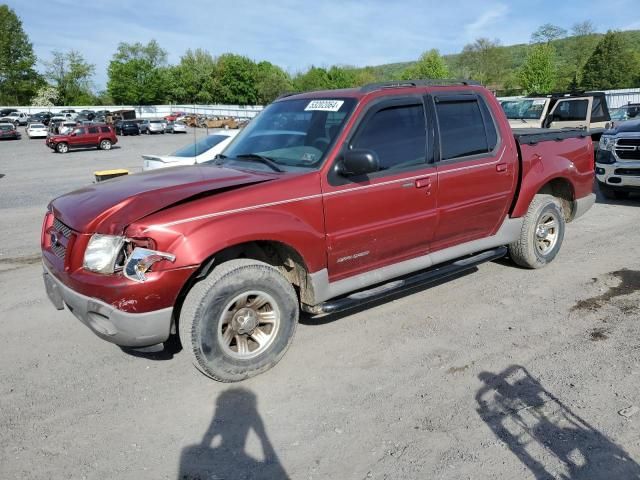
[79,110,96,120]
[0,122,21,139]
[164,111,186,122]
[41,80,595,382]
[1,111,29,126]
[46,124,117,153]
[144,119,166,134]
[29,112,52,126]
[165,120,187,134]
[115,120,140,136]
[58,121,78,134]
[26,123,48,139]
[142,130,239,170]
[596,119,640,199]
[59,109,77,119]
[0,108,18,117]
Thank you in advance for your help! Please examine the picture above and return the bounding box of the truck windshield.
[221,97,356,170]
[500,99,547,120]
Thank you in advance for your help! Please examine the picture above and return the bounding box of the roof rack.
[360,79,480,93]
[275,92,298,100]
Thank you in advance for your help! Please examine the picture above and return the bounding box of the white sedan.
[26,123,48,138]
[142,130,240,171]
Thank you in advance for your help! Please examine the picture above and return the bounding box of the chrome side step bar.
[304,247,508,315]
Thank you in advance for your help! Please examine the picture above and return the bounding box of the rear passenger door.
[432,93,516,250]
[322,97,438,280]
[87,126,100,146]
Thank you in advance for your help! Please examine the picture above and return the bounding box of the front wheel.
[509,194,565,269]
[179,259,299,382]
[99,139,112,150]
[56,142,68,154]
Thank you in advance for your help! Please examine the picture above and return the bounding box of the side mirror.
[339,149,379,176]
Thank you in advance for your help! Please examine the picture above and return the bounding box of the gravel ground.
[1,131,639,480]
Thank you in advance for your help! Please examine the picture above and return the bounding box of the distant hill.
[362,29,640,92]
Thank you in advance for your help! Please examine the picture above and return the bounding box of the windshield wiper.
[235,154,284,172]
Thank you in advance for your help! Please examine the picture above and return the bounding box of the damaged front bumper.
[43,262,173,347]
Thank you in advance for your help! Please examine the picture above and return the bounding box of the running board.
[304,247,508,315]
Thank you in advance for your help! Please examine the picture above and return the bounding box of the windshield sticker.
[532,99,546,105]
[305,100,344,112]
[301,152,316,162]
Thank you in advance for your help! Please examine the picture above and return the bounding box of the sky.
[5,0,640,89]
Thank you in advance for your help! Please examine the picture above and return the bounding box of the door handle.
[415,177,431,188]
[496,163,508,172]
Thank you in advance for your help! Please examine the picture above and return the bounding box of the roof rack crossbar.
[360,79,480,93]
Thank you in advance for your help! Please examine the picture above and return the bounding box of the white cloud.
[464,3,509,39]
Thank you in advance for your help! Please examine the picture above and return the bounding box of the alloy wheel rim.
[217,290,280,359]
[535,212,559,255]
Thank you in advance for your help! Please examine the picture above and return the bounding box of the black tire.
[56,142,68,154]
[509,194,565,269]
[179,259,299,382]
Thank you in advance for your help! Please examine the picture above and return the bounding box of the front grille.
[51,218,74,259]
[53,218,72,238]
[615,138,640,160]
[616,138,640,147]
[614,168,640,176]
[616,150,640,160]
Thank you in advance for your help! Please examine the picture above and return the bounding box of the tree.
[167,48,217,103]
[581,31,639,89]
[519,43,556,94]
[107,40,168,105]
[30,85,58,107]
[44,50,95,105]
[0,5,42,104]
[211,54,258,104]
[457,38,508,86]
[567,21,599,86]
[255,61,291,104]
[293,66,332,91]
[531,24,567,44]
[400,49,449,80]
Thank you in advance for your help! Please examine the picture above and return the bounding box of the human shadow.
[476,365,640,479]
[178,387,289,480]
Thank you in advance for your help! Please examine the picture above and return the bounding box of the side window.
[436,99,492,160]
[73,127,85,135]
[352,103,426,171]
[100,126,110,133]
[554,99,588,121]
[591,97,606,122]
[88,127,99,134]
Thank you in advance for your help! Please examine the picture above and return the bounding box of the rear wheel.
[179,259,299,382]
[99,139,112,150]
[56,142,68,154]
[509,194,565,269]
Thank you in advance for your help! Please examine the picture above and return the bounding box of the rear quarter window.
[100,126,110,133]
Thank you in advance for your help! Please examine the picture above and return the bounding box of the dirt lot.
[1,131,640,480]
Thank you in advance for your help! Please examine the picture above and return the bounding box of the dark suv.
[46,124,117,153]
[115,120,140,136]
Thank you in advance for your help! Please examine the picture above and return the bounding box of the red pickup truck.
[41,81,595,382]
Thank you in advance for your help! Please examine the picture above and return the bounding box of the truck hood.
[50,165,278,234]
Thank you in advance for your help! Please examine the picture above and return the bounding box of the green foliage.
[167,48,217,103]
[107,40,168,105]
[30,85,58,107]
[581,31,640,90]
[44,50,95,105]
[0,5,42,104]
[400,49,449,80]
[519,44,556,94]
[456,38,508,86]
[255,61,292,104]
[211,54,259,104]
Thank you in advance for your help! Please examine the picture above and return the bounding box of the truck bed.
[512,128,590,145]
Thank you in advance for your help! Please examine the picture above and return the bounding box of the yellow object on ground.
[94,169,129,182]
